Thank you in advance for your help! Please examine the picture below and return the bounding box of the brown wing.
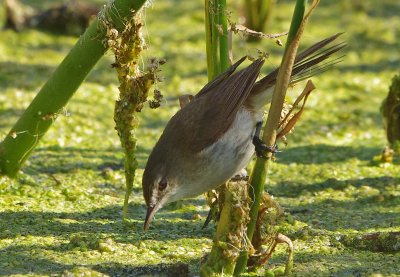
[195,56,247,98]
[149,58,264,169]
[189,58,265,152]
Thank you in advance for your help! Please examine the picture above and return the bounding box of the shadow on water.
[269,176,399,232]
[93,260,196,277]
[0,108,25,129]
[287,251,400,276]
[0,244,196,276]
[277,144,381,164]
[286,196,399,232]
[0,199,211,276]
[26,145,154,174]
[0,246,74,276]
[270,176,399,197]
[0,199,210,239]
[0,61,55,90]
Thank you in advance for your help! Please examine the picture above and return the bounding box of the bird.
[142,33,345,230]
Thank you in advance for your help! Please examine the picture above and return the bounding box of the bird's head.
[142,166,182,231]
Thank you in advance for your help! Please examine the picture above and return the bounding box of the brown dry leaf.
[277,80,316,140]
[279,80,316,128]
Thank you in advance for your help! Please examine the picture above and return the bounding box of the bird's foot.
[253,121,279,159]
[253,137,279,159]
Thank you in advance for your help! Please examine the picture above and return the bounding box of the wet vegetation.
[0,0,399,276]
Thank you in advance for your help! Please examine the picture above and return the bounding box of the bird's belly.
[193,108,256,194]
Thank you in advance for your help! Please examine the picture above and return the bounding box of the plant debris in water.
[200,178,250,276]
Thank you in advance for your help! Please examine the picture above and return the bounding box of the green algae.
[0,0,400,276]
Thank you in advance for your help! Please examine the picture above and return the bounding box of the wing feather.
[189,59,264,152]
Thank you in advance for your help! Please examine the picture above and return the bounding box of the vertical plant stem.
[244,0,254,32]
[285,0,307,50]
[234,0,315,275]
[0,0,148,178]
[201,0,242,275]
[205,0,230,80]
[200,180,250,276]
[259,0,276,32]
[217,0,230,71]
[252,0,260,31]
[205,0,216,80]
[211,1,220,76]
[245,0,275,42]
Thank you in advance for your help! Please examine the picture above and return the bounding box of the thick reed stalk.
[0,0,147,177]
[200,180,249,276]
[234,0,320,275]
[217,0,230,71]
[205,0,220,80]
[205,0,216,80]
[201,0,245,275]
[205,0,230,79]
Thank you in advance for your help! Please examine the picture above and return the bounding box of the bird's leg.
[253,121,279,158]
[203,189,220,229]
[203,199,218,229]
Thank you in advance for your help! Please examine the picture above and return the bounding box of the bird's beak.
[144,201,162,231]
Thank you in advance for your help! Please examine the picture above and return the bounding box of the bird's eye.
[158,179,168,191]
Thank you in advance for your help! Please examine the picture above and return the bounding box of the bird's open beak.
[144,201,162,231]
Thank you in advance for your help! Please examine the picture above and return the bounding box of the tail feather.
[251,33,346,95]
[291,42,346,82]
[294,32,344,63]
[292,56,345,84]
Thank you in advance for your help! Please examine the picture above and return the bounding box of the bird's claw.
[253,137,279,159]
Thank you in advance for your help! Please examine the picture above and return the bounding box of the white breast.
[197,107,257,191]
[169,107,259,202]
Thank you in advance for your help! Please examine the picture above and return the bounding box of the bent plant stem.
[108,14,145,219]
[106,15,163,219]
[0,0,148,178]
[234,0,320,275]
